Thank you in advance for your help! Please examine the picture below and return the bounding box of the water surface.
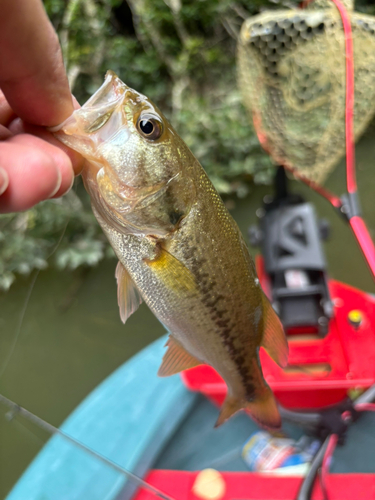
[0,130,374,498]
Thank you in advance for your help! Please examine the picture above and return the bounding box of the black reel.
[249,166,333,337]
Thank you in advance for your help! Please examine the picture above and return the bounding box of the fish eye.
[136,114,163,140]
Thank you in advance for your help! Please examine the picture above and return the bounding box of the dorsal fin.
[261,292,289,368]
[115,261,143,324]
[158,335,202,377]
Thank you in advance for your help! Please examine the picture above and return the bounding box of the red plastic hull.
[134,470,375,500]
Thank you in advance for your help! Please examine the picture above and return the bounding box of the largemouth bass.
[53,71,288,429]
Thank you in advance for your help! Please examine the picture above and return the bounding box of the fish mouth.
[50,71,138,158]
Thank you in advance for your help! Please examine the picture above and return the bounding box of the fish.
[52,71,288,429]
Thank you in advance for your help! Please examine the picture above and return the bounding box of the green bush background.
[1,0,374,290]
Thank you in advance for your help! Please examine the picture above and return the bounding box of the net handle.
[302,0,356,193]
[321,0,375,279]
[273,0,375,279]
[326,0,356,195]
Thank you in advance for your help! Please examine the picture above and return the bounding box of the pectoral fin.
[158,335,202,377]
[115,261,143,324]
[145,247,197,295]
[261,292,289,368]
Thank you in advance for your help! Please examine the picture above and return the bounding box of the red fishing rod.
[295,0,375,279]
[332,0,375,279]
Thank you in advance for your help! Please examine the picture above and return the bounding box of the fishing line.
[198,446,243,470]
[0,269,39,381]
[5,410,46,447]
[0,178,82,382]
[0,393,176,500]
[0,218,69,382]
[164,417,243,470]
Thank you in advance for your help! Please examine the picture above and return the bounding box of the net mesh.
[237,0,375,184]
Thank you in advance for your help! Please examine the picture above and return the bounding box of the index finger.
[0,0,74,127]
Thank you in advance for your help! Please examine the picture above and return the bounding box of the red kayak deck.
[134,470,375,500]
[182,267,375,409]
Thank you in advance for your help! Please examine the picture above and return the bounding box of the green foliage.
[2,0,279,290]
[5,0,372,289]
[0,187,112,291]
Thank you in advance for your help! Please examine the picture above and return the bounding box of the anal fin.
[115,261,143,324]
[261,292,289,368]
[214,395,243,428]
[215,386,281,430]
[158,335,202,377]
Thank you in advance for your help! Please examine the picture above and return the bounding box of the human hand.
[0,0,83,214]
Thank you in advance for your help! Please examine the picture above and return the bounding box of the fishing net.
[237,0,375,184]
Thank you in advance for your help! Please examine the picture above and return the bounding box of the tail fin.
[215,387,281,430]
[246,385,281,429]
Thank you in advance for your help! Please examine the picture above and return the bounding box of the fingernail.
[48,168,62,198]
[0,167,9,196]
[54,171,74,198]
[66,172,75,193]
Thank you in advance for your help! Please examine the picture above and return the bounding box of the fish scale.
[53,71,288,429]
